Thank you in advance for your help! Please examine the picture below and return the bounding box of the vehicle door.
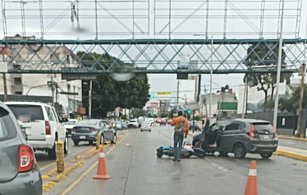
[220,122,243,152]
[51,107,66,140]
[8,105,45,141]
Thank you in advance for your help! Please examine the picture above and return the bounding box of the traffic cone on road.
[93,146,111,180]
[244,160,258,195]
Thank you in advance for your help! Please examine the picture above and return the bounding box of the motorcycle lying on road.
[156,142,205,158]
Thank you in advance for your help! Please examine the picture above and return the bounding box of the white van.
[5,102,68,159]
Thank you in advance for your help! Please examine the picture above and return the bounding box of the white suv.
[127,119,139,128]
[5,102,68,160]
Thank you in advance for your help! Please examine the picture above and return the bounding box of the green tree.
[278,85,307,113]
[244,43,291,110]
[79,52,149,118]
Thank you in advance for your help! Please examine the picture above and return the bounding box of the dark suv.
[193,118,278,159]
[0,102,42,195]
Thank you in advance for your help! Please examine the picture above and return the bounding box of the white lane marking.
[211,162,229,172]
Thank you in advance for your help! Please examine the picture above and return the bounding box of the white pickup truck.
[5,102,68,160]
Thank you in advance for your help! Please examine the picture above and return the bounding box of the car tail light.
[18,145,34,173]
[90,127,98,131]
[45,121,51,135]
[247,124,255,138]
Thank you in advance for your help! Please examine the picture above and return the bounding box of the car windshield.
[77,120,99,126]
[7,105,44,122]
[64,121,77,125]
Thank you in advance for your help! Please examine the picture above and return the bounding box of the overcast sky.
[0,0,306,99]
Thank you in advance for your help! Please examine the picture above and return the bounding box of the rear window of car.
[253,123,273,132]
[0,107,17,141]
[7,105,44,122]
[77,120,99,126]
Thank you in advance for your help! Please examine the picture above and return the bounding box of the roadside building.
[0,36,84,117]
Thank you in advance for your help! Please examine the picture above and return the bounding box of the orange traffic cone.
[93,146,111,180]
[244,160,258,195]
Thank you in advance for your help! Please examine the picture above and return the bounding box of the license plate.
[263,135,270,140]
[80,136,86,139]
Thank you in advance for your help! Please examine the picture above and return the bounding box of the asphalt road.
[36,138,93,172]
[51,126,307,195]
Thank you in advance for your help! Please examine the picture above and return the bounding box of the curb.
[274,149,307,162]
[277,135,307,142]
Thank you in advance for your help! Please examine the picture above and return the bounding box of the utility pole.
[296,64,306,137]
[55,84,58,113]
[273,0,285,130]
[51,75,55,107]
[88,80,93,119]
[73,85,76,115]
[177,79,180,105]
[2,73,8,101]
[209,36,213,118]
[242,82,247,118]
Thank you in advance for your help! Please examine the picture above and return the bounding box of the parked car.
[113,121,123,130]
[63,119,78,136]
[145,117,155,125]
[0,102,42,195]
[159,118,167,126]
[140,121,152,132]
[127,119,139,128]
[71,119,117,146]
[115,121,127,130]
[192,118,278,159]
[5,102,68,160]
[122,121,128,129]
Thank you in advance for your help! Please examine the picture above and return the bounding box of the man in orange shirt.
[170,111,189,161]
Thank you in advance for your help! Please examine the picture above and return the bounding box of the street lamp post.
[209,36,213,118]
[273,0,285,130]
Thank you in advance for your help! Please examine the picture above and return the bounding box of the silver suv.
[0,102,42,195]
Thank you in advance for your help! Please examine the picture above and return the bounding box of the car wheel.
[157,151,163,158]
[194,141,202,148]
[194,148,205,158]
[260,152,273,160]
[89,140,94,145]
[192,139,199,147]
[64,137,69,155]
[233,143,246,159]
[73,140,79,146]
[48,143,56,160]
[111,134,117,144]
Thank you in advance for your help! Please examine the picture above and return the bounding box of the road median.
[275,146,307,162]
[278,135,307,142]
